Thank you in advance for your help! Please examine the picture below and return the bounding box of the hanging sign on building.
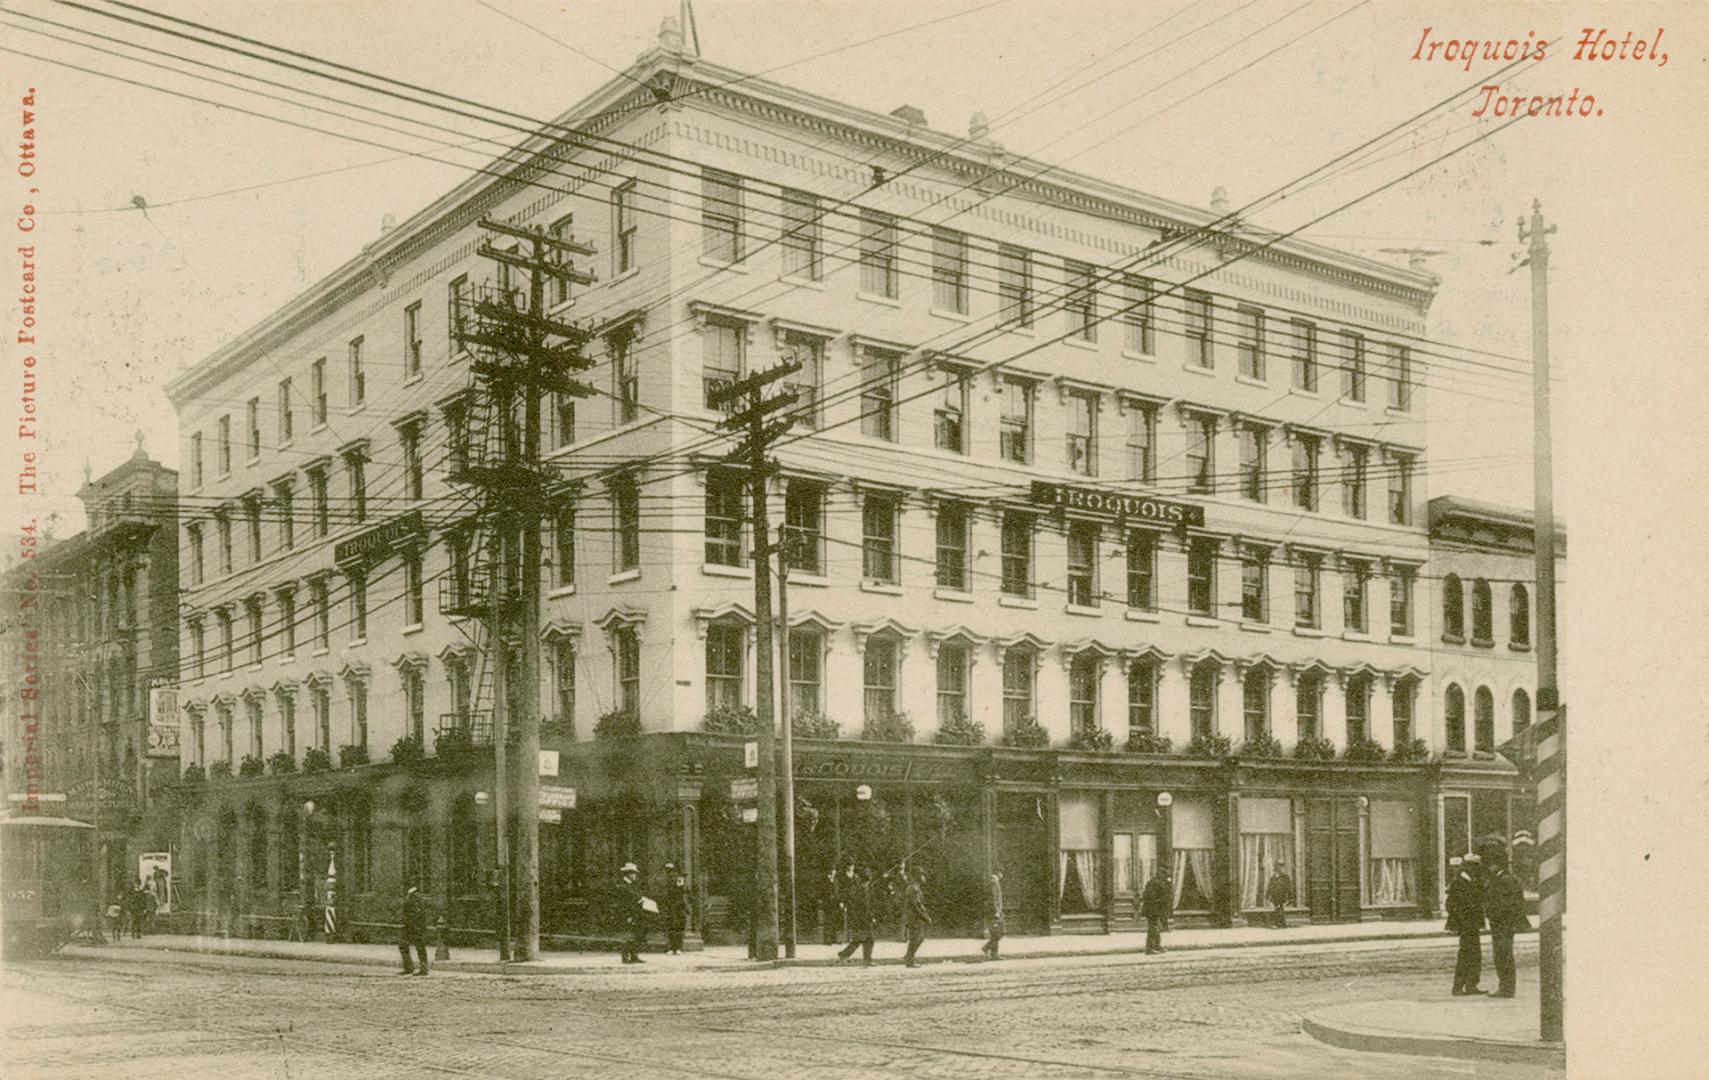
[1028,481,1203,527]
[147,688,180,758]
[333,511,427,565]
[729,776,758,801]
[538,785,577,810]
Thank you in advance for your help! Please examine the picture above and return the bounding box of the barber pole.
[1533,706,1565,1039]
[324,851,339,939]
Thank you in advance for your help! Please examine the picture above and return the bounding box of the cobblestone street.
[3,938,1561,1079]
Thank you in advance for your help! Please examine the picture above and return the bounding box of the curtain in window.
[1367,799,1417,905]
[1369,858,1417,904]
[1172,848,1215,910]
[1238,833,1293,910]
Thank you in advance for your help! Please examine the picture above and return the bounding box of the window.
[403,667,425,741]
[552,638,576,734]
[311,579,330,651]
[1122,274,1155,354]
[348,336,365,406]
[615,626,640,714]
[932,228,969,313]
[1387,454,1413,525]
[280,694,296,757]
[1063,391,1098,475]
[1002,648,1035,732]
[1237,424,1266,501]
[553,502,575,588]
[1510,584,1531,646]
[1344,562,1371,633]
[612,180,637,275]
[1471,579,1494,644]
[861,494,899,584]
[1126,531,1157,611]
[1126,401,1156,481]
[243,497,263,563]
[705,623,744,712]
[999,378,1032,463]
[448,274,470,353]
[783,480,823,574]
[277,379,293,443]
[1189,662,1218,738]
[998,244,1033,327]
[1065,260,1098,341]
[547,217,576,307]
[1393,679,1416,744]
[308,466,330,538]
[1000,512,1033,597]
[1296,672,1323,740]
[553,390,576,449]
[1240,548,1268,623]
[404,552,424,627]
[1186,414,1216,493]
[1342,444,1369,519]
[1127,659,1157,734]
[189,619,205,678]
[245,597,263,666]
[934,502,969,591]
[218,415,232,475]
[1445,685,1467,752]
[1512,688,1531,734]
[788,628,822,719]
[704,470,745,567]
[1442,573,1465,638]
[216,511,233,574]
[1184,290,1213,368]
[278,589,297,657]
[1069,653,1099,735]
[345,451,367,523]
[188,523,205,585]
[313,683,331,748]
[781,332,823,429]
[613,476,640,571]
[350,572,368,641]
[701,168,744,263]
[1292,434,1320,511]
[1474,686,1495,751]
[858,209,898,298]
[780,188,821,280]
[1390,567,1415,636]
[404,302,423,377]
[859,349,898,441]
[936,641,969,728]
[1345,674,1372,742]
[401,423,423,501]
[246,398,260,459]
[1386,344,1411,410]
[862,637,898,724]
[1340,331,1365,402]
[611,328,639,424]
[1293,554,1321,629]
[311,359,327,426]
[1187,537,1218,616]
[1290,319,1318,391]
[1066,521,1099,607]
[701,320,743,409]
[1243,668,1270,741]
[190,432,204,488]
[1235,305,1265,380]
[933,371,968,453]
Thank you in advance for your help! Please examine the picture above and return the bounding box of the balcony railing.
[435,711,494,751]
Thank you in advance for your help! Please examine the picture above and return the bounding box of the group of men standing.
[821,863,936,967]
[1445,850,1532,997]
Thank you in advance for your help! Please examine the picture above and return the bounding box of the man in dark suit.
[1484,852,1531,997]
[1445,853,1487,995]
[836,865,876,965]
[981,870,1006,960]
[1140,866,1172,954]
[661,863,690,955]
[1265,866,1295,929]
[618,862,647,963]
[901,866,931,968]
[398,885,429,976]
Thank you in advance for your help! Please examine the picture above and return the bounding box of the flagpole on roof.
[680,0,701,56]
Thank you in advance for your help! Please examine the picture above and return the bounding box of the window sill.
[1389,633,1417,646]
[310,422,330,435]
[998,595,1038,610]
[1124,608,1161,623]
[998,323,1037,338]
[1239,621,1271,634]
[349,637,367,648]
[1182,362,1217,378]
[787,572,829,588]
[219,671,235,680]
[1062,336,1100,352]
[1471,638,1495,649]
[932,587,974,603]
[311,648,330,658]
[702,563,752,579]
[1335,396,1369,409]
[1289,386,1322,399]
[1441,634,1465,646]
[1342,630,1374,643]
[1119,349,1156,364]
[350,403,368,416]
[1509,642,1533,653]
[608,568,642,585]
[697,255,749,273]
[929,306,972,323]
[1185,615,1219,628]
[403,371,424,387]
[1384,406,1413,418]
[1293,626,1325,638]
[778,273,826,290]
[1065,603,1103,617]
[277,440,292,453]
[1234,374,1268,389]
[856,291,903,308]
[547,585,577,600]
[608,267,641,287]
[860,581,904,596]
[402,624,424,637]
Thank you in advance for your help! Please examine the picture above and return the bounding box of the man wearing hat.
[618,863,647,963]
[661,863,690,955]
[1445,852,1487,995]
[398,884,429,976]
[1484,850,1531,998]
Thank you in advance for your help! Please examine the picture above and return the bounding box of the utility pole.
[451,217,596,962]
[491,528,513,963]
[1520,199,1564,1044]
[708,361,800,962]
[776,521,797,959]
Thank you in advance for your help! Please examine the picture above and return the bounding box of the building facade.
[159,21,1536,945]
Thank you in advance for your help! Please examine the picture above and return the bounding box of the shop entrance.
[995,793,1049,934]
[1305,798,1361,922]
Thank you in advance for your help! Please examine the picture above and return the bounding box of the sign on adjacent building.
[333,511,427,565]
[538,785,577,810]
[729,776,758,801]
[147,688,180,758]
[1029,480,1203,527]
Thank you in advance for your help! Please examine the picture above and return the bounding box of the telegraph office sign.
[1029,481,1203,527]
[334,511,427,565]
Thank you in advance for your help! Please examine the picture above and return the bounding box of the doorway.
[1306,798,1361,921]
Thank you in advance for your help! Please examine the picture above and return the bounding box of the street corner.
[1302,996,1566,1068]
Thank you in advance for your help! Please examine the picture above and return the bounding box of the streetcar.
[0,811,100,958]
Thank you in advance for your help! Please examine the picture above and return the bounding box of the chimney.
[890,104,927,127]
[969,111,990,142]
[380,213,399,236]
[1210,187,1230,214]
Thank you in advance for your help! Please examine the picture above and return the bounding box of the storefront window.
[1238,797,1294,910]
[1171,798,1215,911]
[1367,799,1418,905]
[1058,793,1103,915]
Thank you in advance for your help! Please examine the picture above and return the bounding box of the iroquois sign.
[1029,481,1203,526]
[794,755,964,784]
[334,511,427,565]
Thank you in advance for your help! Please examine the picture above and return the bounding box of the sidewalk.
[68,917,1473,974]
[1303,966,1565,1067]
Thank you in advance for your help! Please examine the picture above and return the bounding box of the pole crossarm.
[478,216,598,258]
[706,361,803,410]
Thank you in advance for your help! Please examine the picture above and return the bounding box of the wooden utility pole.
[491,532,513,963]
[776,521,797,958]
[709,361,800,962]
[1520,199,1564,1044]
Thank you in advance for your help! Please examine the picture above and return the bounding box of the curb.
[65,942,742,976]
[1302,1013,1566,1066]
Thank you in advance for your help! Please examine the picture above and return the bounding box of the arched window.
[1471,579,1494,644]
[1242,667,1271,741]
[1445,685,1466,753]
[1392,678,1418,746]
[1442,574,1464,639]
[1510,584,1531,647]
[1512,688,1532,734]
[1345,673,1373,743]
[1189,662,1219,739]
[1474,686,1495,751]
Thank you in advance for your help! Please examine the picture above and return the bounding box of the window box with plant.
[594,706,641,739]
[391,734,425,766]
[302,747,332,773]
[1185,732,1232,759]
[791,711,840,740]
[1294,736,1337,761]
[207,759,232,780]
[1068,727,1115,752]
[238,754,266,778]
[861,710,915,743]
[1390,737,1430,764]
[434,726,474,759]
[999,717,1050,749]
[180,763,206,784]
[267,751,297,775]
[338,743,370,768]
[1238,732,1284,759]
[932,713,985,746]
[702,704,761,736]
[1344,736,1387,763]
[1125,729,1173,754]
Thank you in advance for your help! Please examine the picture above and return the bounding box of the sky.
[5,2,1709,1073]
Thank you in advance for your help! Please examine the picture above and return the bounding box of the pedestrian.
[981,870,1006,960]
[105,893,124,941]
[1446,852,1487,995]
[398,885,429,976]
[1484,852,1530,998]
[820,867,843,945]
[836,865,876,965]
[141,882,158,936]
[1140,865,1172,954]
[1265,865,1294,929]
[618,862,647,964]
[661,863,689,955]
[125,882,147,939]
[901,865,931,968]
